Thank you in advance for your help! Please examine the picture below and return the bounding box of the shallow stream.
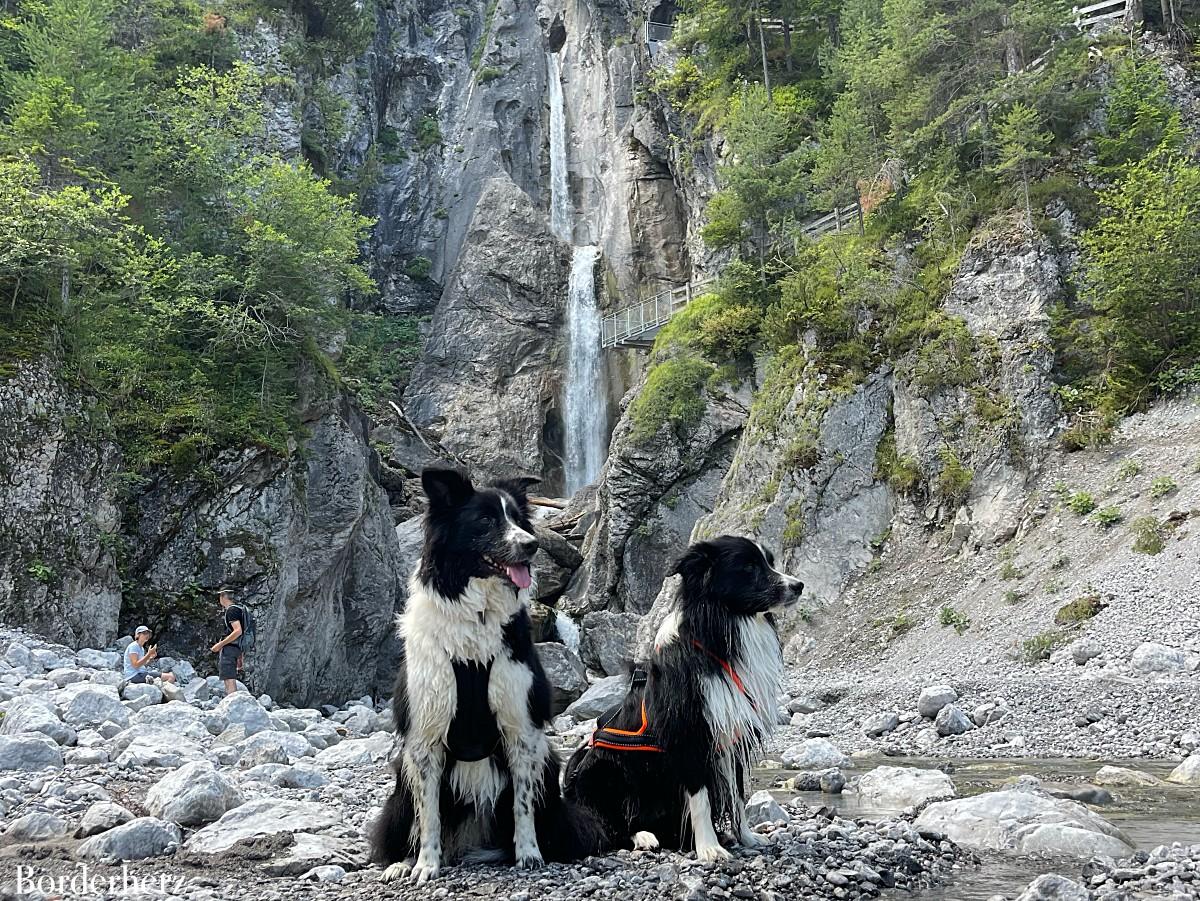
[765,756,1200,899]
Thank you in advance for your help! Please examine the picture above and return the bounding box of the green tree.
[1073,149,1200,413]
[993,102,1052,228]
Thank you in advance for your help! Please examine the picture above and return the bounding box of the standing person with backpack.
[212,587,254,696]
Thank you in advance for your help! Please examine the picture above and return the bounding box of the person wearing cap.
[123,626,177,685]
[212,587,244,696]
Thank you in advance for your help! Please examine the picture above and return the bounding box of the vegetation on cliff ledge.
[634,0,1199,455]
[0,0,416,470]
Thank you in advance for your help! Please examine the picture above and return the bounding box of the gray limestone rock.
[75,817,181,862]
[146,760,245,826]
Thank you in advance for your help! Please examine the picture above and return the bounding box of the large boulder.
[745,790,787,826]
[75,817,181,862]
[537,642,588,714]
[0,733,64,771]
[236,730,314,767]
[852,766,957,809]
[781,738,851,770]
[917,685,958,718]
[110,724,205,769]
[1014,874,1090,901]
[311,732,392,768]
[1093,766,1160,788]
[0,694,75,745]
[4,812,70,842]
[1130,642,1199,674]
[134,700,208,736]
[564,675,629,720]
[862,711,900,737]
[579,611,640,676]
[214,693,272,736]
[914,788,1134,857]
[1167,753,1200,786]
[78,802,135,837]
[61,688,130,730]
[935,704,974,737]
[146,760,245,826]
[182,799,341,855]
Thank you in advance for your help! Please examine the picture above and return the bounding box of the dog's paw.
[632,831,660,851]
[380,860,413,882]
[409,855,441,883]
[738,828,769,849]
[516,851,545,870]
[695,841,732,863]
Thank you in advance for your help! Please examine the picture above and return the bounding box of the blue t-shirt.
[123,641,147,678]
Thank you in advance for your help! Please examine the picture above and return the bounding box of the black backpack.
[230,604,256,651]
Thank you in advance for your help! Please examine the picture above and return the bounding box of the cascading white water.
[548,50,607,494]
[546,52,572,243]
[563,244,606,494]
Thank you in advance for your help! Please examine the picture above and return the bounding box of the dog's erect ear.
[491,476,540,507]
[422,467,475,510]
[673,540,716,589]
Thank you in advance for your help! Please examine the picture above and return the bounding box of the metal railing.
[1073,0,1127,28]
[601,277,716,348]
[800,203,861,240]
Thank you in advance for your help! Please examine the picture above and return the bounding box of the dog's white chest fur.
[700,615,782,750]
[399,574,534,806]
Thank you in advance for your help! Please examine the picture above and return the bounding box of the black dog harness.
[589,643,756,754]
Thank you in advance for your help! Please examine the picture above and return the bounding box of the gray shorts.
[218,645,241,680]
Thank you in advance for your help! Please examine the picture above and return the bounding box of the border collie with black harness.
[564,536,803,859]
[371,468,605,882]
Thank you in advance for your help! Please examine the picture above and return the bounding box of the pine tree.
[994,102,1051,228]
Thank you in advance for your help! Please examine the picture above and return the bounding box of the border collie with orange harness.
[564,536,804,860]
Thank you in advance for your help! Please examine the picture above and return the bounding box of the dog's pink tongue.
[505,563,532,590]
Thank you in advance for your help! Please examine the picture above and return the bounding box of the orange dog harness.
[588,642,756,753]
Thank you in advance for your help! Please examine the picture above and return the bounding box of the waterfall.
[563,245,606,494]
[549,50,607,494]
[547,52,571,243]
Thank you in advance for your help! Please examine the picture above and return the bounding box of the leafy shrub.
[875,431,921,493]
[1067,491,1096,515]
[1054,591,1104,625]
[938,605,970,635]
[1049,553,1071,570]
[415,115,442,151]
[629,356,714,444]
[1003,589,1024,605]
[1149,476,1177,498]
[783,437,819,472]
[477,66,504,84]
[1092,505,1122,528]
[696,304,761,360]
[404,256,432,280]
[935,449,973,505]
[26,560,55,584]
[875,610,914,637]
[1022,630,1067,663]
[1000,560,1023,581]
[1131,516,1165,555]
[1116,458,1142,481]
[781,501,805,549]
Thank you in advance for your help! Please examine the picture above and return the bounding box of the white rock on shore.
[851,766,956,809]
[914,787,1134,858]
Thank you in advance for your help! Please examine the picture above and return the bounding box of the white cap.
[135,625,152,636]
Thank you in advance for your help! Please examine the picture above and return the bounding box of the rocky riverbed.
[3,625,1199,901]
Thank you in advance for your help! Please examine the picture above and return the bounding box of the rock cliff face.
[574,217,1067,634]
[0,362,122,649]
[123,388,404,707]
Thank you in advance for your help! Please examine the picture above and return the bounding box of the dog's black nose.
[789,579,804,596]
[518,536,539,557]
